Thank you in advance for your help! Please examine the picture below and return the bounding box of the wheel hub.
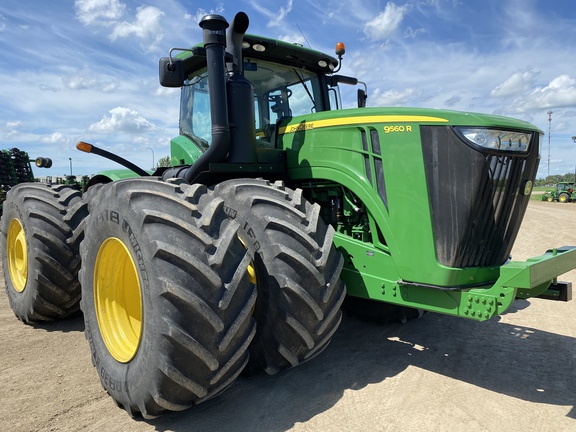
[7,218,28,292]
[94,237,143,363]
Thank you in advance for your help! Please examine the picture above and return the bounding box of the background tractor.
[541,181,576,203]
[1,12,576,419]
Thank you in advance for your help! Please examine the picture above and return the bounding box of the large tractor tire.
[79,179,256,418]
[0,183,87,322]
[559,192,569,203]
[212,179,346,375]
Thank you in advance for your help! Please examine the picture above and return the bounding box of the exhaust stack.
[225,12,257,164]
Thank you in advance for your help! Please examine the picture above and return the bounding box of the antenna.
[296,24,312,49]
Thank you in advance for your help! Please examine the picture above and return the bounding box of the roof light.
[252,43,266,52]
[318,60,328,68]
[242,41,250,49]
[335,42,345,56]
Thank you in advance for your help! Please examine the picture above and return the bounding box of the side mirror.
[357,89,367,108]
[159,57,185,88]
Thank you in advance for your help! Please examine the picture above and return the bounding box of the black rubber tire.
[0,183,88,322]
[212,178,346,375]
[342,295,425,324]
[559,193,569,203]
[79,178,256,418]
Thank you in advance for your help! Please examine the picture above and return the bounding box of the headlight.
[455,127,532,153]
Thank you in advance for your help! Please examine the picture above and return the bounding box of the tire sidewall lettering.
[87,208,153,396]
[223,204,238,220]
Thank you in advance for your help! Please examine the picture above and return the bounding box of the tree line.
[535,173,576,187]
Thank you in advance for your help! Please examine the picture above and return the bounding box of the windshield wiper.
[291,63,316,111]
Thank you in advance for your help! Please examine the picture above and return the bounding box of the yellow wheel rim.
[560,195,567,202]
[238,236,256,313]
[247,261,256,285]
[94,237,143,363]
[239,237,256,285]
[7,218,28,293]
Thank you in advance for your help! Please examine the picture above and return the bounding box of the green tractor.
[2,12,576,419]
[542,181,576,203]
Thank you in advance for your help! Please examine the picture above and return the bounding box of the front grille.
[421,126,539,268]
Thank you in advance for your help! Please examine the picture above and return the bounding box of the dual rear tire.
[0,183,87,322]
[212,179,346,374]
[2,177,346,417]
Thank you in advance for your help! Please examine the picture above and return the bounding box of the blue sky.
[1,0,576,178]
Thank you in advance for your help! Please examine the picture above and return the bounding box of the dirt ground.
[1,200,575,432]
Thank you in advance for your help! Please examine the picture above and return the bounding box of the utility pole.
[572,136,576,184]
[148,147,155,170]
[547,111,553,179]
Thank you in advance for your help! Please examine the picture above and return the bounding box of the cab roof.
[179,34,339,78]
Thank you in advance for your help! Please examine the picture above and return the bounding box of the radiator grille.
[421,126,540,268]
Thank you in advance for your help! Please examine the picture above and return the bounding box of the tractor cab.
[179,52,325,151]
[161,33,366,167]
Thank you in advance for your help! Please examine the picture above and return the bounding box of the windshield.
[179,59,323,148]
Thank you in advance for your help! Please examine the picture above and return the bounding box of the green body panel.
[279,107,537,286]
[170,135,204,166]
[91,169,153,182]
[337,230,575,321]
[270,106,576,320]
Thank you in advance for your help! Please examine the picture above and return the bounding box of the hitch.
[535,281,572,302]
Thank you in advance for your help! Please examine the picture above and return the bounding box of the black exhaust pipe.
[226,12,249,74]
[225,12,257,164]
[182,14,230,184]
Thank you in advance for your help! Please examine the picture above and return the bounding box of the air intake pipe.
[182,14,230,184]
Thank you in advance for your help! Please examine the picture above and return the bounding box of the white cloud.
[249,0,293,27]
[512,75,576,113]
[2,121,23,139]
[62,69,118,92]
[75,2,165,51]
[277,32,307,46]
[491,69,538,98]
[40,132,70,145]
[404,26,426,39]
[110,6,165,50]
[6,121,22,129]
[88,107,156,133]
[190,3,225,24]
[370,87,416,106]
[75,0,126,26]
[363,2,409,41]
